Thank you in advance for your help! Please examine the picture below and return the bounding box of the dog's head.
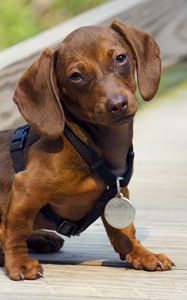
[13,19,161,138]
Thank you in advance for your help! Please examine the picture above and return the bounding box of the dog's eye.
[69,72,83,82]
[116,54,127,64]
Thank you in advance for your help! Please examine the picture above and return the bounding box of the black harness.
[10,124,134,237]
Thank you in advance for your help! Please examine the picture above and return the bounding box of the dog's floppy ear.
[112,19,161,101]
[13,48,64,138]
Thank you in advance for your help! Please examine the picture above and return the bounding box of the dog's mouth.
[117,112,134,121]
[109,113,135,125]
[89,112,135,126]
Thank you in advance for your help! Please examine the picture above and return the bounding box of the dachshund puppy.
[0,19,174,280]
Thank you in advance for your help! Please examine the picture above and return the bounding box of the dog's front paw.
[5,256,43,280]
[126,250,175,271]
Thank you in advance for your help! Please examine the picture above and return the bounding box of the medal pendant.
[104,177,135,229]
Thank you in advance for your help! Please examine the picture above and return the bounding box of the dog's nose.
[106,94,128,114]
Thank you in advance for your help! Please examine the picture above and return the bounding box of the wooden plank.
[0,267,186,300]
[29,207,187,270]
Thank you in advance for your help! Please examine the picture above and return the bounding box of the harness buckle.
[10,125,30,152]
[57,220,78,237]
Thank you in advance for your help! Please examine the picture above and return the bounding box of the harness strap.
[10,124,134,237]
[63,125,116,187]
[10,125,30,173]
[41,186,117,236]
[63,125,134,188]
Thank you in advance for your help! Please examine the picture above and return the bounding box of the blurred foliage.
[0,0,107,50]
[157,60,187,97]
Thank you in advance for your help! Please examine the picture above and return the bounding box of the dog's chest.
[49,171,106,221]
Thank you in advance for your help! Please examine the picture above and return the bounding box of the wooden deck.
[0,80,187,299]
[0,0,187,298]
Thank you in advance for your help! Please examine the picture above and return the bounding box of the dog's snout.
[106,94,128,114]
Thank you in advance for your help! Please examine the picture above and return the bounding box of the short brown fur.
[0,19,174,280]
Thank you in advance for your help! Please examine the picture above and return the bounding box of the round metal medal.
[104,193,135,229]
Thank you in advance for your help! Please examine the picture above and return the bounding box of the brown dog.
[0,19,174,280]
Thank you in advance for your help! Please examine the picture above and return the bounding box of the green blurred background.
[0,0,107,51]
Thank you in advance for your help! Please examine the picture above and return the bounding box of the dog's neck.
[64,106,134,176]
[80,121,134,177]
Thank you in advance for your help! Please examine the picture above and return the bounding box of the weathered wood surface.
[0,0,187,298]
[0,0,187,130]
[0,80,187,300]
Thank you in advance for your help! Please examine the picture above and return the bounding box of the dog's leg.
[102,187,174,271]
[2,174,44,280]
[27,230,64,253]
